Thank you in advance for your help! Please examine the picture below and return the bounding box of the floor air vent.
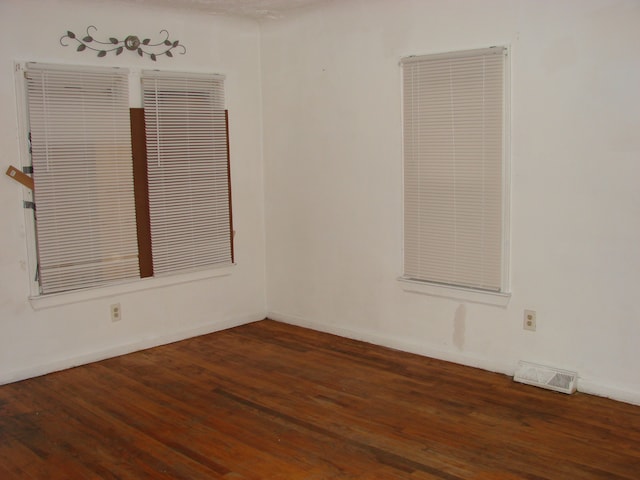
[513,361,577,394]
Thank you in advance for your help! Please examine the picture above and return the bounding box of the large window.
[401,47,509,292]
[23,63,233,295]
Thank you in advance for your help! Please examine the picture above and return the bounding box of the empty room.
[0,0,639,478]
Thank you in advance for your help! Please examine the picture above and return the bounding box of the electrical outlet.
[523,309,536,331]
[111,303,121,322]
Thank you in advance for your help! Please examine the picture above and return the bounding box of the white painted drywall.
[0,0,267,383]
[261,0,640,404]
[2,0,640,407]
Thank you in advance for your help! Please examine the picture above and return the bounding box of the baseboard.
[267,311,514,377]
[0,311,265,386]
[268,311,640,406]
[577,378,640,406]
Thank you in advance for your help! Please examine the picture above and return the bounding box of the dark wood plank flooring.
[1,319,639,479]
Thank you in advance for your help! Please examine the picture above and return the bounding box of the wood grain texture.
[1,319,638,479]
[129,107,153,279]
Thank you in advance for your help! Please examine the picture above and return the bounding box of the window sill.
[29,264,235,310]
[398,277,511,307]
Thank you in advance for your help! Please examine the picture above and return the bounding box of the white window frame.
[398,47,511,304]
[13,63,234,309]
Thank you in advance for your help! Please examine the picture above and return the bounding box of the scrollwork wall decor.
[60,26,186,61]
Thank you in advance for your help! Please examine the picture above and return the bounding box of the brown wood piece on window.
[226,110,234,264]
[6,165,34,191]
[130,108,153,278]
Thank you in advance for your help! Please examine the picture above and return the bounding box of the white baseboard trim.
[268,311,514,376]
[0,312,265,386]
[577,378,640,406]
[268,311,640,406]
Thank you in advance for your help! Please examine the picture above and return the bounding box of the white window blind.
[401,47,507,292]
[141,71,232,275]
[26,64,140,294]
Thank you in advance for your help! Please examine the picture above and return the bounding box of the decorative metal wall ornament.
[60,26,186,61]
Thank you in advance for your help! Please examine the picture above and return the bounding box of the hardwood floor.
[1,320,639,479]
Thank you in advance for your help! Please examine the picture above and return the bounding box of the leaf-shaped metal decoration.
[61,27,186,60]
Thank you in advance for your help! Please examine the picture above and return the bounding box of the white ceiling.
[99,0,331,19]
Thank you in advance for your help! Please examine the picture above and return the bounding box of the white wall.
[0,0,267,383]
[262,0,640,404]
[2,0,639,407]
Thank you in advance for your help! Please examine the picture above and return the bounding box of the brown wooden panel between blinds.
[130,108,153,278]
[225,110,234,264]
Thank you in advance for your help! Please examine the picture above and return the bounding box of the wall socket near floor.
[110,303,122,322]
[523,309,536,331]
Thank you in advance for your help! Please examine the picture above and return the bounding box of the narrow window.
[401,47,509,292]
[141,71,233,275]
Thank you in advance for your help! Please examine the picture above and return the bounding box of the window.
[401,47,509,292]
[23,63,233,296]
[25,64,139,294]
[141,71,233,276]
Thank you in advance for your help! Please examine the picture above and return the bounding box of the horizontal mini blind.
[26,64,140,294]
[402,47,506,291]
[141,71,232,275]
